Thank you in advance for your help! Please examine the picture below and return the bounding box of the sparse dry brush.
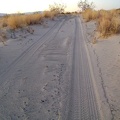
[42,11,57,19]
[6,13,43,29]
[25,14,42,25]
[78,0,95,11]
[0,2,66,30]
[7,15,25,29]
[97,10,120,37]
[82,9,120,37]
[82,9,98,22]
[0,17,7,28]
[0,11,58,30]
[0,11,59,44]
[49,3,66,13]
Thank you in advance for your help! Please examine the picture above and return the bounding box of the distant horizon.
[0,7,120,15]
[0,0,120,14]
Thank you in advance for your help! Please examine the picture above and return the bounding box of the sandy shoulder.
[82,18,120,120]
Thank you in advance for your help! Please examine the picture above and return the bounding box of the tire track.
[80,15,113,120]
[0,17,69,85]
[0,18,65,78]
[67,17,100,120]
[0,16,75,120]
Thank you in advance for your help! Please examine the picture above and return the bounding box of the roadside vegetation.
[78,0,120,38]
[0,11,57,30]
[0,3,66,43]
[0,12,56,43]
[0,3,66,30]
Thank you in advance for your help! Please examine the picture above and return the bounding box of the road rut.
[0,16,101,120]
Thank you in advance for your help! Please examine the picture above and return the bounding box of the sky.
[0,0,120,13]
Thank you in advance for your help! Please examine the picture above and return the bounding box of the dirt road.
[0,16,101,120]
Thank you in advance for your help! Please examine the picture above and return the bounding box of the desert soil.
[0,14,117,120]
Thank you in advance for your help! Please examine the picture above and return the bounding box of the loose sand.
[82,18,120,120]
[1,14,120,119]
[0,15,75,119]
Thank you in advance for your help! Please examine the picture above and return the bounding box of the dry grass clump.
[24,14,42,25]
[42,11,57,19]
[0,11,59,44]
[82,9,120,37]
[6,13,43,29]
[0,11,58,30]
[0,17,7,28]
[97,10,120,37]
[82,9,99,22]
[7,15,26,29]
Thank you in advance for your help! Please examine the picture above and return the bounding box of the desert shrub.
[0,11,58,30]
[0,18,7,28]
[97,10,120,37]
[25,14,42,25]
[42,11,57,19]
[82,8,120,37]
[49,3,66,13]
[7,15,25,29]
[82,8,99,22]
[6,13,43,29]
[78,0,95,11]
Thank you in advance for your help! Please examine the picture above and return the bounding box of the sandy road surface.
[0,16,101,120]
